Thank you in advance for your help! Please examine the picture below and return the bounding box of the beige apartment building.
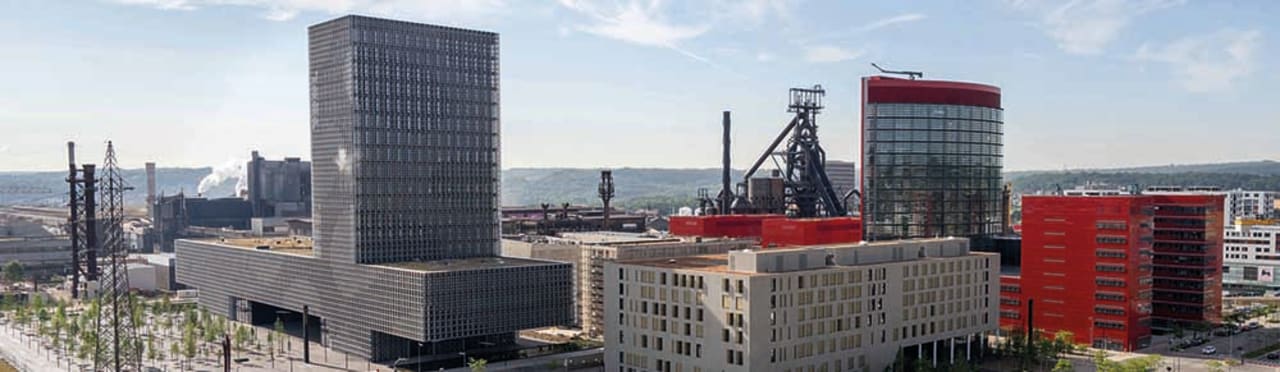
[606,238,999,372]
[503,232,754,338]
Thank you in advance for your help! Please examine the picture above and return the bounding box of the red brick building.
[1148,194,1226,329]
[1000,195,1155,351]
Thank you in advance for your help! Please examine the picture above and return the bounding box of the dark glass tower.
[311,16,500,263]
[861,76,1003,240]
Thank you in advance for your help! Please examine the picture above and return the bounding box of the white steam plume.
[197,158,248,196]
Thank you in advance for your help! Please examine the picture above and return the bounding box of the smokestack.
[146,162,157,214]
[721,111,732,214]
[598,170,614,231]
[67,142,79,298]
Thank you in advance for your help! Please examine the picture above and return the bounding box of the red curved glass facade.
[860,76,1004,240]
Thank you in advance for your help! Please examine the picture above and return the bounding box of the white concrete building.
[504,231,755,338]
[1223,222,1280,290]
[606,238,999,372]
[1223,189,1277,223]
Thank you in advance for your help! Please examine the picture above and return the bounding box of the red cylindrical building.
[861,76,1003,241]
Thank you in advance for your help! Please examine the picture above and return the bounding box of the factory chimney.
[720,111,732,214]
[145,162,156,214]
[598,170,615,230]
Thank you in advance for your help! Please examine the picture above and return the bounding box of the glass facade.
[862,103,1003,240]
[311,16,501,264]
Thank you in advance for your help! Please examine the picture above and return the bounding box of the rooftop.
[376,256,557,272]
[621,238,987,275]
[198,237,558,272]
[621,254,736,273]
[216,236,315,257]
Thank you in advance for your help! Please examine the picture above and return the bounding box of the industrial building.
[246,150,312,218]
[1223,222,1280,290]
[605,238,999,372]
[0,237,71,278]
[999,194,1155,351]
[151,193,253,252]
[501,205,647,235]
[177,15,573,363]
[860,76,1004,241]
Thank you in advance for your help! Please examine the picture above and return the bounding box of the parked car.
[1266,351,1279,360]
[1246,321,1260,330]
[1202,345,1217,355]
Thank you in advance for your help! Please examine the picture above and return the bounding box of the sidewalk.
[0,320,73,372]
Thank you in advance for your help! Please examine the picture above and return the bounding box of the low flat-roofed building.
[0,237,71,278]
[606,238,999,372]
[503,231,754,338]
[178,236,573,360]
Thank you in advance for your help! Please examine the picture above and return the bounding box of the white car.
[1201,345,1217,355]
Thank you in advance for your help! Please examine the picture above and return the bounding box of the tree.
[468,357,488,372]
[2,260,24,285]
[147,334,159,367]
[169,341,180,371]
[274,317,285,352]
[1052,358,1073,372]
[182,326,197,368]
[1051,330,1075,358]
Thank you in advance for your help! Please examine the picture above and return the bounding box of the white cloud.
[731,0,796,24]
[804,45,863,63]
[557,0,709,48]
[857,13,926,33]
[108,0,507,22]
[1008,0,1184,55]
[756,52,775,62]
[1135,29,1261,93]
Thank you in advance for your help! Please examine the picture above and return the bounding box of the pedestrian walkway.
[0,321,72,372]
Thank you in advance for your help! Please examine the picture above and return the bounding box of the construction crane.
[871,63,923,80]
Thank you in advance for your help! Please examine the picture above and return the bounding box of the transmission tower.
[94,140,142,372]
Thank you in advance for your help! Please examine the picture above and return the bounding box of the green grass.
[1243,341,1280,359]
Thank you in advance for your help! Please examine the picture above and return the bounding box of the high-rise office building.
[177,15,572,362]
[311,16,500,263]
[1144,191,1225,328]
[1000,194,1155,351]
[606,238,999,372]
[860,76,1004,241]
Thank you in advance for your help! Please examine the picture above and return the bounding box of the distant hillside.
[0,167,240,207]
[503,168,738,213]
[4,160,1277,213]
[1006,160,1280,179]
[1008,172,1280,194]
[1006,160,1280,193]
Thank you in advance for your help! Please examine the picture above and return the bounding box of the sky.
[0,0,1276,172]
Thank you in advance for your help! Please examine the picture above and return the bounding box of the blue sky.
[0,0,1275,172]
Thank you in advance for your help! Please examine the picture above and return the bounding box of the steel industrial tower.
[65,141,99,299]
[94,141,142,372]
[743,86,847,217]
